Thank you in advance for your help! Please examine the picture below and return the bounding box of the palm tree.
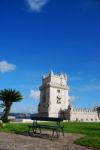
[0,89,23,123]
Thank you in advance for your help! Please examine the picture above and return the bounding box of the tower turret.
[49,70,54,76]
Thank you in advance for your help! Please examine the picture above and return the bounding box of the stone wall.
[38,70,69,117]
[69,107,100,122]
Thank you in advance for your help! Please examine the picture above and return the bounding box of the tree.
[0,89,23,123]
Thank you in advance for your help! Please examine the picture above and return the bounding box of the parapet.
[40,70,68,89]
[42,70,67,80]
[71,107,98,113]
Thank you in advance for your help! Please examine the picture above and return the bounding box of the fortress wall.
[70,108,99,121]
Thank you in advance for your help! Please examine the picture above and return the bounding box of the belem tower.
[38,70,100,122]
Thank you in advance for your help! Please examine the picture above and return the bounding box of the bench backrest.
[31,116,63,122]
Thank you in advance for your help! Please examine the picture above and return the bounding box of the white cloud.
[26,0,48,12]
[69,96,80,101]
[0,61,16,73]
[30,90,40,99]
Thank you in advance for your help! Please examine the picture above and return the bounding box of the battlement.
[72,108,97,113]
[69,106,100,115]
[41,70,67,89]
[42,70,67,80]
[68,106,100,121]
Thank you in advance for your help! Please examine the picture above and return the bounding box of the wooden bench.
[28,116,64,138]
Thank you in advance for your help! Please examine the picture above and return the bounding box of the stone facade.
[38,70,69,117]
[38,71,100,122]
[68,106,100,122]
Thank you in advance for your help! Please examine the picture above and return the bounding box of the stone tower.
[38,70,70,118]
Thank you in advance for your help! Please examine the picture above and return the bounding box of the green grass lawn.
[0,122,100,149]
[0,123,29,133]
[63,122,100,149]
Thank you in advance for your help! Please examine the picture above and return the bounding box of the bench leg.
[56,130,59,138]
[28,127,31,135]
[52,129,55,137]
[32,127,37,134]
[28,127,34,135]
[61,127,64,136]
[39,128,42,134]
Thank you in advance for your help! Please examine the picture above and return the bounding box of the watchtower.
[38,70,70,117]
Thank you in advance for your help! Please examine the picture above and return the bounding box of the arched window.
[57,89,60,93]
[57,96,61,104]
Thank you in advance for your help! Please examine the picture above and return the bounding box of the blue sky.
[0,0,100,113]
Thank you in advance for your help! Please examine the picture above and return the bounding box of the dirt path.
[0,132,93,150]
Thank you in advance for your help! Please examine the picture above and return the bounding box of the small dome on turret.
[42,75,45,79]
[49,70,54,76]
[64,73,67,80]
[59,72,64,78]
